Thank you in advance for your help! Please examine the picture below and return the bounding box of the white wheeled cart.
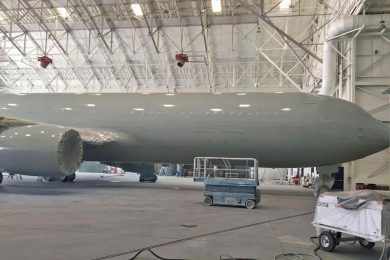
[312,190,390,253]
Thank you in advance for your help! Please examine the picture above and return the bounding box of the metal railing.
[193,157,258,182]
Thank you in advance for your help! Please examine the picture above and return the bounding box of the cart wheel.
[204,196,213,206]
[245,199,256,209]
[319,231,337,252]
[358,238,375,249]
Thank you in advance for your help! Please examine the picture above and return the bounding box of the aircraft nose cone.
[371,121,390,151]
[385,124,390,148]
[353,120,389,159]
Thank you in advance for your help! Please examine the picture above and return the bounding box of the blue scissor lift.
[193,157,260,209]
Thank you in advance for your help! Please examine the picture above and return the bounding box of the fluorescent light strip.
[280,0,291,9]
[56,7,70,18]
[131,3,143,16]
[211,0,222,13]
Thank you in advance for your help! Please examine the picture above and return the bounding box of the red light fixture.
[38,55,53,68]
[175,53,189,67]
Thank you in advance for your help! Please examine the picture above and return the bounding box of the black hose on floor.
[92,211,313,260]
[309,236,322,260]
[128,248,185,260]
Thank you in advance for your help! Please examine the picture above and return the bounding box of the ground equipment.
[312,190,390,252]
[193,157,260,209]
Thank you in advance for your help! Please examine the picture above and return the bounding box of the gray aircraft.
[0,92,388,182]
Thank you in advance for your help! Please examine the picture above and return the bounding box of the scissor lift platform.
[204,178,260,209]
[193,157,260,209]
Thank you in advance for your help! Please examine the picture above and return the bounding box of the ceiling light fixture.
[86,104,96,107]
[7,103,18,107]
[133,107,145,111]
[56,7,70,18]
[62,107,72,111]
[280,0,291,9]
[211,0,222,13]
[163,104,176,108]
[131,3,143,16]
[239,104,251,108]
[281,107,292,112]
[210,108,223,112]
[236,93,246,96]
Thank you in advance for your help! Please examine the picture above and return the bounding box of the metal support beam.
[76,0,113,55]
[199,0,215,91]
[71,0,123,90]
[19,0,68,55]
[42,0,105,90]
[92,0,141,90]
[257,48,302,91]
[143,12,160,54]
[0,26,26,56]
[238,0,322,64]
[143,0,178,89]
[235,23,303,91]
[120,0,159,91]
[282,35,318,80]
[0,1,70,91]
[20,0,93,91]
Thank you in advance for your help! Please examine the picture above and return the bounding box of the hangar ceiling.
[0,0,387,94]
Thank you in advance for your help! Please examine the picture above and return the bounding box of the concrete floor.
[0,179,384,260]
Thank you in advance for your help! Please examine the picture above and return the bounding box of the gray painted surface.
[0,92,388,176]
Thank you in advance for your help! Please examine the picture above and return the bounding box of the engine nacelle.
[0,124,83,177]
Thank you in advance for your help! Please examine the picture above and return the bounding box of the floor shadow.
[0,186,75,196]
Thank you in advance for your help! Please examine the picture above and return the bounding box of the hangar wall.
[302,0,390,191]
[338,28,390,190]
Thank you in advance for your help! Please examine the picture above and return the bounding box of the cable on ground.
[92,211,313,260]
[128,248,185,260]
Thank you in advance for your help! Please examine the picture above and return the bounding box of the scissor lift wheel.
[204,196,213,206]
[319,231,337,252]
[245,199,256,209]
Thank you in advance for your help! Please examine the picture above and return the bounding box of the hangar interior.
[0,0,389,260]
